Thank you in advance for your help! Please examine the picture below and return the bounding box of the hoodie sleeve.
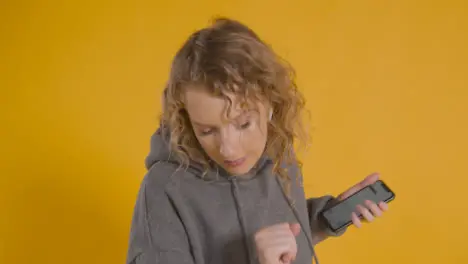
[307,196,347,240]
[126,176,194,264]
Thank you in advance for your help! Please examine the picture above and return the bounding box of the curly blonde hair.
[161,17,309,189]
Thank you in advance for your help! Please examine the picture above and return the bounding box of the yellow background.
[2,0,467,263]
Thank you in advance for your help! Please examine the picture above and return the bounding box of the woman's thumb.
[289,223,301,236]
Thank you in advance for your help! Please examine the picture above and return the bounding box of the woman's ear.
[269,108,273,121]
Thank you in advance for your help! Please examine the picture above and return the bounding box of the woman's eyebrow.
[232,111,252,121]
[191,111,253,127]
[191,120,212,127]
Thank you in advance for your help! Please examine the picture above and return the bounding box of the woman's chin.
[224,162,255,176]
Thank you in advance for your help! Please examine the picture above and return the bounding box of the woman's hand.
[337,173,389,228]
[254,223,301,264]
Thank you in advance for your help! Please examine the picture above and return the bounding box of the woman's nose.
[219,137,235,158]
[219,130,239,158]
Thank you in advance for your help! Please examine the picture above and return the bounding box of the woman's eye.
[240,121,251,129]
[200,129,214,136]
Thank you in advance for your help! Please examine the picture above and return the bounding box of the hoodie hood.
[144,127,271,181]
[144,128,174,170]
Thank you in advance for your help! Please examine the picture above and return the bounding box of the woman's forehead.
[184,88,265,124]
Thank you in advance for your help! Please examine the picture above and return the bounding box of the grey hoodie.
[126,129,345,264]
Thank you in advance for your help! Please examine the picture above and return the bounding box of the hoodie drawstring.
[276,177,320,264]
[230,178,254,264]
[289,204,320,264]
[230,176,320,264]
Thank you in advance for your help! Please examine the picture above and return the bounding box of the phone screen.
[321,180,395,232]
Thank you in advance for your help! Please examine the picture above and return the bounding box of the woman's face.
[184,88,269,175]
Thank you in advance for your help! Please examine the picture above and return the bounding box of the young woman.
[126,18,389,264]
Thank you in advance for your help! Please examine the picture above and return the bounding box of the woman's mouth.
[223,157,246,168]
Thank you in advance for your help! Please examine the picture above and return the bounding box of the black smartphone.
[320,180,395,233]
